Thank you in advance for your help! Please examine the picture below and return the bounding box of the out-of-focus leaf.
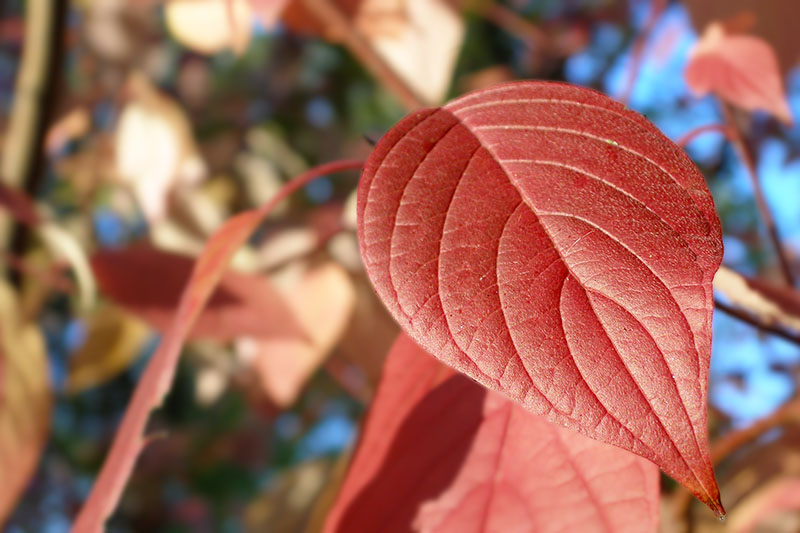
[728,477,800,533]
[685,24,792,125]
[66,306,150,394]
[114,73,207,221]
[91,244,304,341]
[684,1,800,72]
[325,333,661,532]
[237,261,355,407]
[0,281,51,526]
[332,274,398,390]
[714,266,800,332]
[284,0,464,105]
[73,160,363,532]
[165,0,253,55]
[258,227,319,270]
[244,458,335,533]
[38,222,97,310]
[355,0,464,105]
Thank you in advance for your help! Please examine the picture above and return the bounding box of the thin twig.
[676,123,733,148]
[300,0,426,111]
[482,3,547,48]
[721,102,796,286]
[620,0,665,105]
[715,299,800,347]
[710,395,800,464]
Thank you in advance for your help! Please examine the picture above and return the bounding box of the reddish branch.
[620,0,666,105]
[676,123,733,148]
[721,103,796,286]
[482,3,547,48]
[300,0,426,111]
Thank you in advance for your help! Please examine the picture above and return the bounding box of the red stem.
[721,102,795,286]
[621,0,665,105]
[676,123,733,148]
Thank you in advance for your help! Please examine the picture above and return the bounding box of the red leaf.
[91,245,304,341]
[685,23,793,125]
[357,81,724,513]
[73,160,363,532]
[325,333,661,532]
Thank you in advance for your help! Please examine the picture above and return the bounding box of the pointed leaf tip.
[357,81,724,512]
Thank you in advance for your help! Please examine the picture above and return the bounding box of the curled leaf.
[357,81,724,513]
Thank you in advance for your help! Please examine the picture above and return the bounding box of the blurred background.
[2,0,800,531]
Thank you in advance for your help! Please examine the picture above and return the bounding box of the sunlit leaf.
[358,81,724,512]
[165,0,253,55]
[114,73,207,221]
[326,333,661,532]
[283,0,464,105]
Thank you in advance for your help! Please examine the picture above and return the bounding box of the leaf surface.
[357,81,724,512]
[325,333,660,532]
[685,23,793,125]
[91,244,304,341]
[0,282,51,526]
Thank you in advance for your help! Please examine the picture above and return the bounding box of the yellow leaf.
[0,281,51,526]
[66,306,150,394]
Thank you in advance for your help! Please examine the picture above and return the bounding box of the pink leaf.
[91,245,304,341]
[685,23,793,125]
[73,159,363,532]
[729,477,800,533]
[357,81,724,513]
[325,333,661,532]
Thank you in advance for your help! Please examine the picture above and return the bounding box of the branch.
[481,3,547,48]
[715,299,800,348]
[721,102,795,286]
[620,0,665,105]
[1,0,68,281]
[299,0,426,111]
[676,123,733,148]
